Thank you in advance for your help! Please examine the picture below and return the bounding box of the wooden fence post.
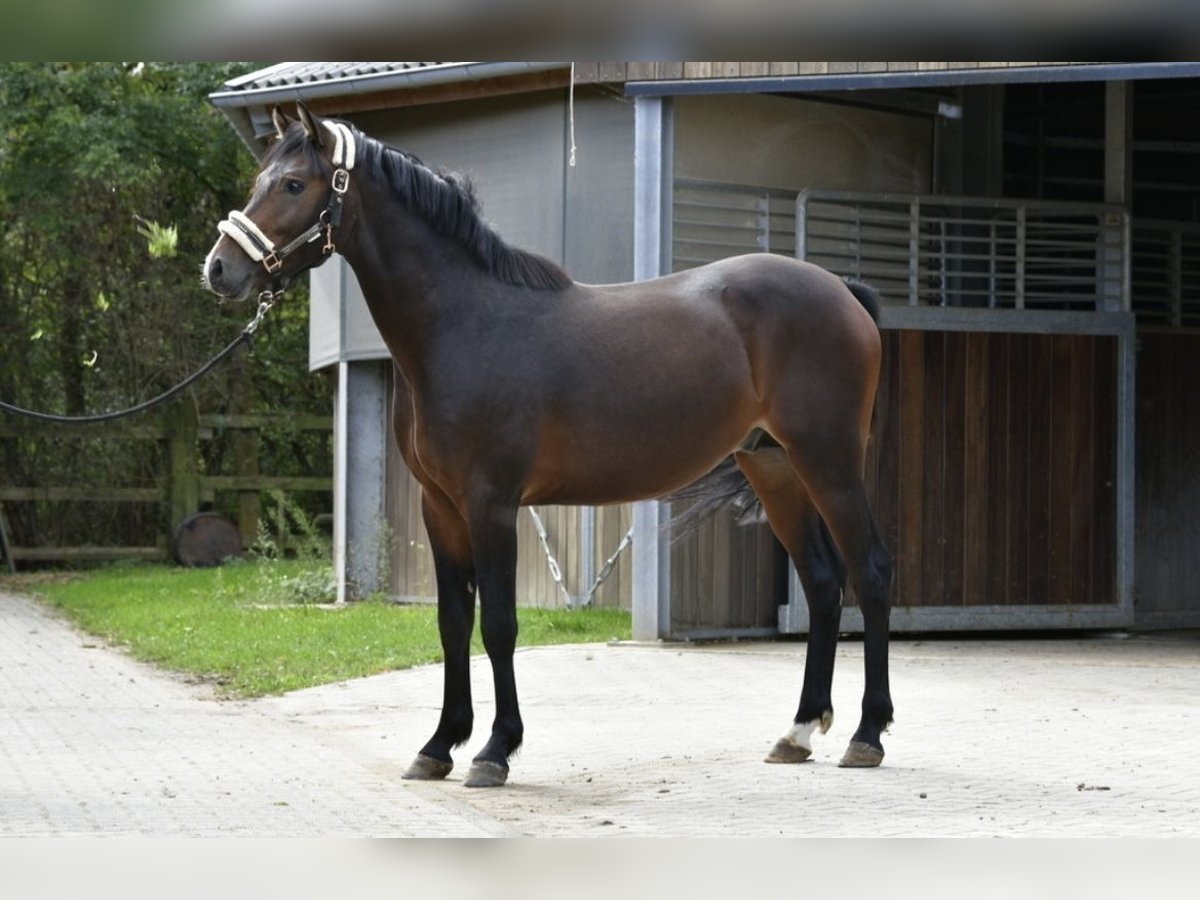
[0,505,14,573]
[234,425,261,546]
[165,403,200,540]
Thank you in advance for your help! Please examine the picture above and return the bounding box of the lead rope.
[0,287,281,425]
[527,507,633,609]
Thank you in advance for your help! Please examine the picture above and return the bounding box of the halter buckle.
[262,252,282,274]
[331,168,350,195]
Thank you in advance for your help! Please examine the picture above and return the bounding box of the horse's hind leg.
[402,488,476,781]
[735,448,847,764]
[782,439,894,768]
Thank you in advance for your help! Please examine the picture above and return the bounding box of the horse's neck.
[340,200,508,379]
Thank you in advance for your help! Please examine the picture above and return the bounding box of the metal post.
[1103,81,1132,313]
[794,191,808,260]
[578,506,596,605]
[338,361,389,601]
[757,193,771,252]
[332,362,350,603]
[908,198,920,305]
[631,94,673,642]
[1016,206,1027,310]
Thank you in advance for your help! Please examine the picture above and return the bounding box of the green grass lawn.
[4,560,630,698]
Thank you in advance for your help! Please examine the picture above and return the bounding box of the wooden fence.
[0,407,332,568]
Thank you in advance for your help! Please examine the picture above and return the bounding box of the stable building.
[211,62,1200,638]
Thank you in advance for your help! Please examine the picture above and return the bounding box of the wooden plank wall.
[1134,333,1200,624]
[866,329,1118,610]
[668,510,784,635]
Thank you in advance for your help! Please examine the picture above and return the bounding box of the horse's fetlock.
[862,690,894,728]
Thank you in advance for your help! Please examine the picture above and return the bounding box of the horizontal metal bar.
[674,238,760,252]
[676,220,796,237]
[782,601,1133,634]
[801,187,1126,217]
[878,306,1135,335]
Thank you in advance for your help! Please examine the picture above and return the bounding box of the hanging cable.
[568,62,578,168]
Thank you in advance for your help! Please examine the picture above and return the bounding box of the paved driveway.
[2,590,1198,836]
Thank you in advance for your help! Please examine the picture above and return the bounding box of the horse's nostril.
[209,258,224,282]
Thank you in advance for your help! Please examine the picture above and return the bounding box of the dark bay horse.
[203,102,894,788]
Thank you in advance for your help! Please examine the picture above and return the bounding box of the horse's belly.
[522,402,756,506]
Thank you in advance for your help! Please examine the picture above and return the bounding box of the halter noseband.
[217,120,357,276]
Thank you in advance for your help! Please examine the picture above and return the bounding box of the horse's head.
[203,102,356,301]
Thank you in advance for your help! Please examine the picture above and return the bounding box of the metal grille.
[796,190,1130,312]
[1131,219,1200,329]
[670,180,1200,327]
[673,179,797,270]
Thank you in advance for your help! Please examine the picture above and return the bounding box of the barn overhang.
[624,62,1200,98]
[210,62,571,155]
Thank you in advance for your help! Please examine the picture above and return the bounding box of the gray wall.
[674,93,934,193]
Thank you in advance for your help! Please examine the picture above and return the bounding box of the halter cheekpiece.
[217,120,356,275]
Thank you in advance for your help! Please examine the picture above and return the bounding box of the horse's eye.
[284,179,305,195]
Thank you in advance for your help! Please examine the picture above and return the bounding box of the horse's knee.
[479,605,517,658]
[859,547,897,619]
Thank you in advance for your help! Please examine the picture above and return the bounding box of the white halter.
[216,120,358,272]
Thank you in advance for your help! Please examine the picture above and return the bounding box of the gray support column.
[1115,311,1137,626]
[961,84,1005,197]
[333,360,389,603]
[1105,81,1133,206]
[631,95,673,642]
[1103,81,1133,312]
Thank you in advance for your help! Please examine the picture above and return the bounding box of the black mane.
[353,129,574,292]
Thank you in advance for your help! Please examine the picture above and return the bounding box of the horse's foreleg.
[463,498,523,788]
[736,449,846,764]
[403,489,476,781]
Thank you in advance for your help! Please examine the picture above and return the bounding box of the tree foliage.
[0,62,331,550]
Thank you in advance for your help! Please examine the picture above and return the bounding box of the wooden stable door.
[867,328,1119,611]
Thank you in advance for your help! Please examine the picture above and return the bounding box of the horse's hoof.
[839,741,884,768]
[463,760,509,788]
[764,739,812,764]
[401,753,453,780]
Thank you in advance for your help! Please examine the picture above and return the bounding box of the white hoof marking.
[779,719,823,752]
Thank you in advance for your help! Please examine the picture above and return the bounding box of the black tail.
[663,277,882,539]
[662,455,765,540]
[844,278,882,324]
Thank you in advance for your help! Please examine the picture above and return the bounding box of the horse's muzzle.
[202,253,254,301]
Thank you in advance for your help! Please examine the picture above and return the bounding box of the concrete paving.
[3,589,1199,836]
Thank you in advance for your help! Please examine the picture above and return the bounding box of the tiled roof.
[220,62,468,92]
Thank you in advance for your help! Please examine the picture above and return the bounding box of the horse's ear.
[296,101,324,148]
[271,106,291,141]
